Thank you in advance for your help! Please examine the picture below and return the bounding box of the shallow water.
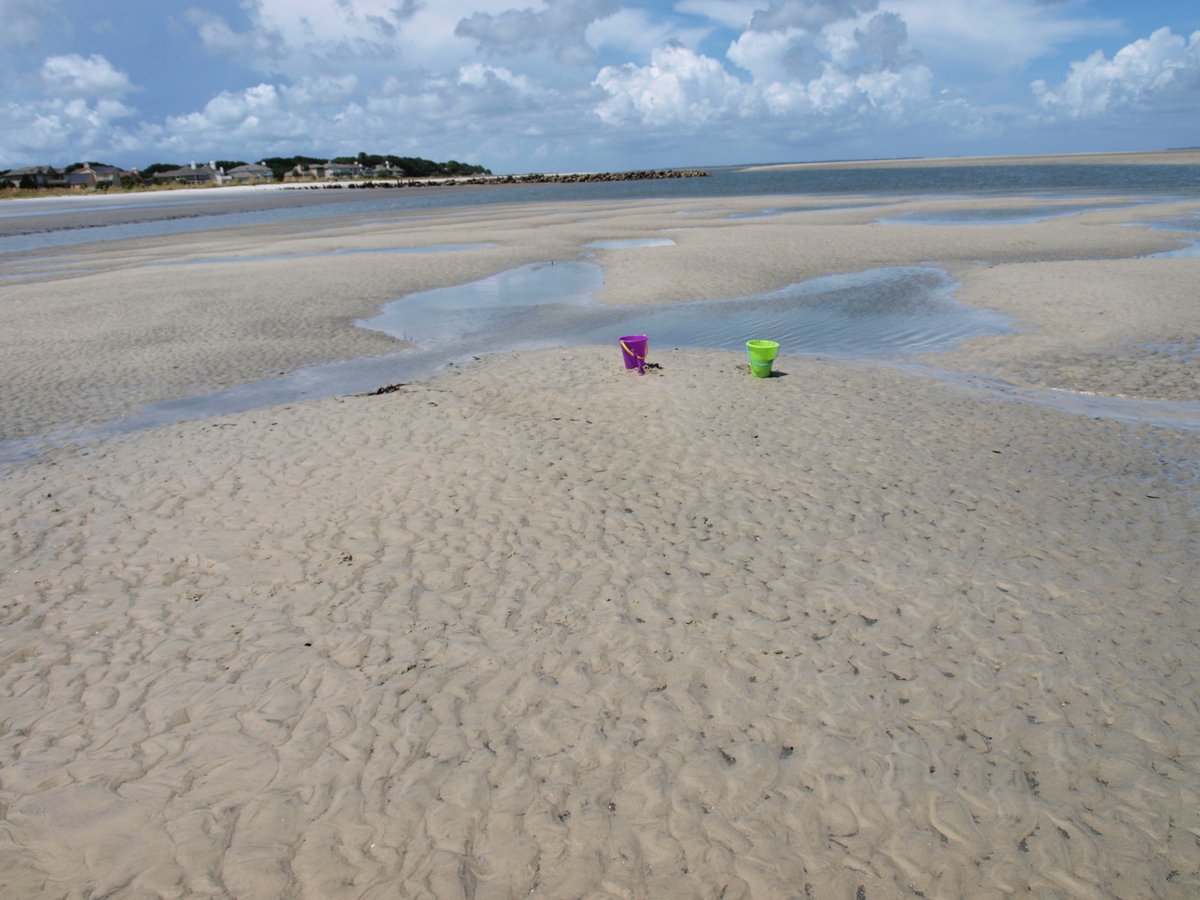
[158,242,496,266]
[724,202,884,219]
[357,261,1014,358]
[896,362,1200,433]
[0,261,1012,461]
[585,238,676,249]
[1139,213,1200,258]
[876,200,1144,226]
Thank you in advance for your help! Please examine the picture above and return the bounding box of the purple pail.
[619,335,648,374]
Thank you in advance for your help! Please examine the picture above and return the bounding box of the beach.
[2,183,1199,897]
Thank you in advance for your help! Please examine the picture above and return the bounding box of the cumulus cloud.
[458,62,533,94]
[854,12,919,71]
[674,1,759,30]
[186,0,428,72]
[38,54,135,98]
[0,0,61,46]
[587,8,708,59]
[594,45,755,127]
[750,0,879,33]
[455,0,618,65]
[722,10,929,118]
[1033,27,1200,118]
[1032,28,1200,118]
[159,79,363,150]
[185,8,281,59]
[0,94,138,163]
[250,0,417,48]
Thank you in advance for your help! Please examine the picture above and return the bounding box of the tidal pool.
[877,200,1142,226]
[7,255,1200,470]
[56,260,1011,446]
[584,238,675,249]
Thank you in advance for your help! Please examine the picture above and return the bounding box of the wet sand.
[1,190,1199,897]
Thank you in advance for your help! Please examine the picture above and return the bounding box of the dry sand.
[1,189,1199,897]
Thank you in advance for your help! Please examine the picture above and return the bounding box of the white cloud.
[187,0,476,74]
[247,0,416,49]
[726,10,929,116]
[588,8,709,59]
[673,1,759,30]
[38,53,135,99]
[882,0,1120,76]
[1033,27,1200,118]
[186,1,575,79]
[455,0,618,65]
[458,62,532,93]
[0,0,61,47]
[594,45,755,128]
[161,82,307,151]
[0,95,137,163]
[185,8,274,58]
[750,0,880,33]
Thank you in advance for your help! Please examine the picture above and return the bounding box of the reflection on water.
[356,262,1012,358]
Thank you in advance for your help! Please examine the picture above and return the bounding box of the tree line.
[143,153,492,181]
[3,153,491,189]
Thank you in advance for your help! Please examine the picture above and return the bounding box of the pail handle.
[621,339,646,374]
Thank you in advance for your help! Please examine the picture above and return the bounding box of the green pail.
[746,340,780,378]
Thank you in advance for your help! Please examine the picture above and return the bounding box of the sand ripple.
[2,348,1197,897]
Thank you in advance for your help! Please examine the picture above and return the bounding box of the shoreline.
[0,168,707,208]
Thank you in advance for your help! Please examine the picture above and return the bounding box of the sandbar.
[1,188,1198,897]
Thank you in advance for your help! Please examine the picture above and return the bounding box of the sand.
[1,188,1199,897]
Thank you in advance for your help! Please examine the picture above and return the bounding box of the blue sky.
[2,0,1197,173]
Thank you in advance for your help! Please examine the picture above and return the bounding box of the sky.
[2,0,1198,173]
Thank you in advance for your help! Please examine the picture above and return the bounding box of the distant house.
[65,163,129,189]
[225,163,274,182]
[152,162,224,185]
[321,161,361,179]
[285,160,399,181]
[1,165,66,189]
[360,161,404,178]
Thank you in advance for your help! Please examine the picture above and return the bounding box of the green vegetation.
[329,152,490,178]
[258,156,326,181]
[139,163,183,178]
[3,151,492,197]
[64,161,116,172]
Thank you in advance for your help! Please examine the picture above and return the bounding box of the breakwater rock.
[287,169,709,191]
[473,170,709,184]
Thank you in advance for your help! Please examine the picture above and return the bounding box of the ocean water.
[4,162,1200,254]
